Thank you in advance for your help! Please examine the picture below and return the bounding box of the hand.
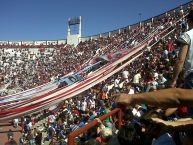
[151,118,173,128]
[114,93,133,106]
[95,118,102,124]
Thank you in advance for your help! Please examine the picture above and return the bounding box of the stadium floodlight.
[138,13,142,28]
[138,13,142,22]
[67,16,82,36]
[67,16,82,46]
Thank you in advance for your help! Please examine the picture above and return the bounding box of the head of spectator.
[117,124,141,145]
[100,127,113,143]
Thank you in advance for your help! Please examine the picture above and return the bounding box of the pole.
[139,13,142,22]
[139,13,142,29]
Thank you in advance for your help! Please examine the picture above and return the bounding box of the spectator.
[45,124,55,142]
[34,129,42,145]
[117,124,142,145]
[103,103,113,129]
[70,118,80,132]
[126,82,135,95]
[13,118,19,128]
[27,130,35,145]
[122,69,129,83]
[114,76,121,93]
[133,71,141,84]
[7,129,14,141]
[95,118,113,145]
[170,10,193,88]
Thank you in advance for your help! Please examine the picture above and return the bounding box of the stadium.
[0,0,193,145]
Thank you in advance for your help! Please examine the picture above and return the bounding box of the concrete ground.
[0,120,51,145]
[0,122,22,145]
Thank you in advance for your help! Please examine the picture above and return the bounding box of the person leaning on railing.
[95,118,113,145]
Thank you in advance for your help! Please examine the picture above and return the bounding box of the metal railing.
[67,108,122,145]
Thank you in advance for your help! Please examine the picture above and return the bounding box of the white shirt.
[160,76,167,84]
[90,100,95,108]
[114,79,120,88]
[13,118,19,127]
[152,80,158,87]
[164,49,168,57]
[178,29,193,77]
[128,88,134,95]
[159,25,164,30]
[133,73,141,84]
[154,72,159,80]
[132,108,141,118]
[48,115,56,123]
[77,100,81,110]
[28,122,32,129]
[81,101,87,111]
[180,9,184,16]
[93,95,96,100]
[122,70,129,79]
[50,76,55,82]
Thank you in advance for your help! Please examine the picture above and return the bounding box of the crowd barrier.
[67,108,122,145]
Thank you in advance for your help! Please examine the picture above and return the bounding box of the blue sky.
[0,0,191,41]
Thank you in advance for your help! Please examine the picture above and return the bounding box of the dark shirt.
[35,133,42,145]
[7,131,13,140]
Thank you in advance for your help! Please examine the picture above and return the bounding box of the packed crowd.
[0,3,187,97]
[10,33,184,145]
[0,44,94,96]
[3,2,193,145]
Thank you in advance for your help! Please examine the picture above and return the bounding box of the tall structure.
[67,16,82,46]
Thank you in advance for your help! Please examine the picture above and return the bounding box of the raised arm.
[170,44,189,87]
[116,88,193,108]
[151,117,193,132]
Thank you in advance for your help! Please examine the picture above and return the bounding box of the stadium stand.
[0,1,193,145]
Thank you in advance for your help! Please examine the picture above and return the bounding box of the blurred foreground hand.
[114,93,132,107]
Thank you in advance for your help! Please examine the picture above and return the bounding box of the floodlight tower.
[67,16,82,47]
